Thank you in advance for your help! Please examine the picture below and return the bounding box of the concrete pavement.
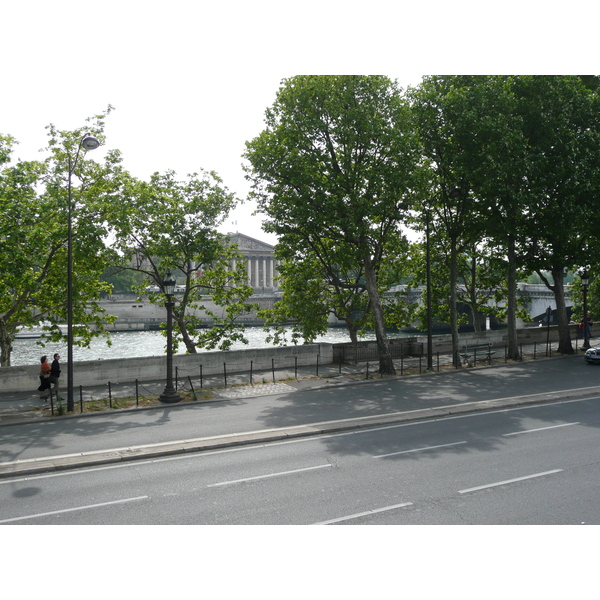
[2,351,600,479]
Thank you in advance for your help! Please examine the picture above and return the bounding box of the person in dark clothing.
[50,353,61,392]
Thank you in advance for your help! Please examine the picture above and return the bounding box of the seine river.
[11,327,414,367]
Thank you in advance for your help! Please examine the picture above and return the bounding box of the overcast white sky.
[3,1,597,248]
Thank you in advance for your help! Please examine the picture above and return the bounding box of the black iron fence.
[42,336,588,416]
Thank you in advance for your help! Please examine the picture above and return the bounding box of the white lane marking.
[0,495,148,524]
[373,441,467,459]
[206,464,331,487]
[458,469,563,494]
[313,502,414,525]
[503,422,580,436]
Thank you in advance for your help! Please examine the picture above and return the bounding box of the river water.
[11,327,415,367]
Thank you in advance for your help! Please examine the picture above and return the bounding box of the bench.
[460,343,495,365]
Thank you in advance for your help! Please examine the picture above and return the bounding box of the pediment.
[226,232,274,252]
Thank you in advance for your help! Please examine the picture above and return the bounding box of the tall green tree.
[107,170,255,352]
[511,75,600,354]
[244,75,423,375]
[0,111,123,366]
[410,76,486,365]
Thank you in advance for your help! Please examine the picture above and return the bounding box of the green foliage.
[0,111,121,366]
[107,169,255,353]
[245,76,425,373]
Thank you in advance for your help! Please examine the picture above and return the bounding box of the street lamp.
[159,271,181,404]
[581,269,590,350]
[66,132,100,412]
[425,210,433,371]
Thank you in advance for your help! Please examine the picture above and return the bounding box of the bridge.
[389,283,573,328]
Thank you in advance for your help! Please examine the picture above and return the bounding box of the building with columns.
[226,232,279,293]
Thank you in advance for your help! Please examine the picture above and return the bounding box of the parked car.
[584,345,600,364]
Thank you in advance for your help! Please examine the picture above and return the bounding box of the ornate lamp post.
[66,132,100,412]
[581,269,590,350]
[159,271,181,404]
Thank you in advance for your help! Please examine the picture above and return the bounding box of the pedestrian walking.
[50,353,61,393]
[38,355,51,401]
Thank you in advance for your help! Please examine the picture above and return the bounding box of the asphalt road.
[2,391,600,524]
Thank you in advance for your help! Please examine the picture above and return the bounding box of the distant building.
[226,232,279,293]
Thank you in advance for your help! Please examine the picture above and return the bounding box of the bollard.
[366,362,369,380]
[80,386,83,413]
[295,356,298,380]
[250,360,254,386]
[136,379,139,407]
[272,358,275,383]
[108,381,112,408]
[223,362,227,387]
[200,364,203,389]
[316,354,320,377]
[188,376,195,398]
[436,352,440,372]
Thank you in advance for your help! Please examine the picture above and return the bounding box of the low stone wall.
[0,343,332,394]
[414,324,581,354]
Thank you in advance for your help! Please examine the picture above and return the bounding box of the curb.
[3,384,600,479]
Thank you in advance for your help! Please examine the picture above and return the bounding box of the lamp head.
[163,271,176,297]
[80,133,100,151]
[581,269,590,286]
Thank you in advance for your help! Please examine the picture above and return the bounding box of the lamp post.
[425,210,433,371]
[159,271,181,404]
[66,132,100,412]
[545,306,552,357]
[581,269,590,350]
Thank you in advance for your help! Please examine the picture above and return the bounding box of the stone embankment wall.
[0,344,332,394]
[0,325,583,394]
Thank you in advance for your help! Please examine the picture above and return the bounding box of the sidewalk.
[1,344,597,479]
[0,340,572,423]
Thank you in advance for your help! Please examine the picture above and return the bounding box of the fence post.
[366,362,369,380]
[316,354,320,377]
[175,366,178,391]
[188,376,195,398]
[272,358,275,383]
[200,364,203,389]
[534,342,537,359]
[436,352,440,372]
[136,379,139,407]
[223,362,227,387]
[295,356,298,380]
[79,386,83,413]
[401,355,403,376]
[473,347,478,367]
[250,360,253,386]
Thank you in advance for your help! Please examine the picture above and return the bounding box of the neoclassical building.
[226,232,279,293]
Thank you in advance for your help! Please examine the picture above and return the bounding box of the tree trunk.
[551,267,574,355]
[0,319,13,367]
[345,322,359,345]
[362,250,395,375]
[505,238,520,360]
[173,309,198,354]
